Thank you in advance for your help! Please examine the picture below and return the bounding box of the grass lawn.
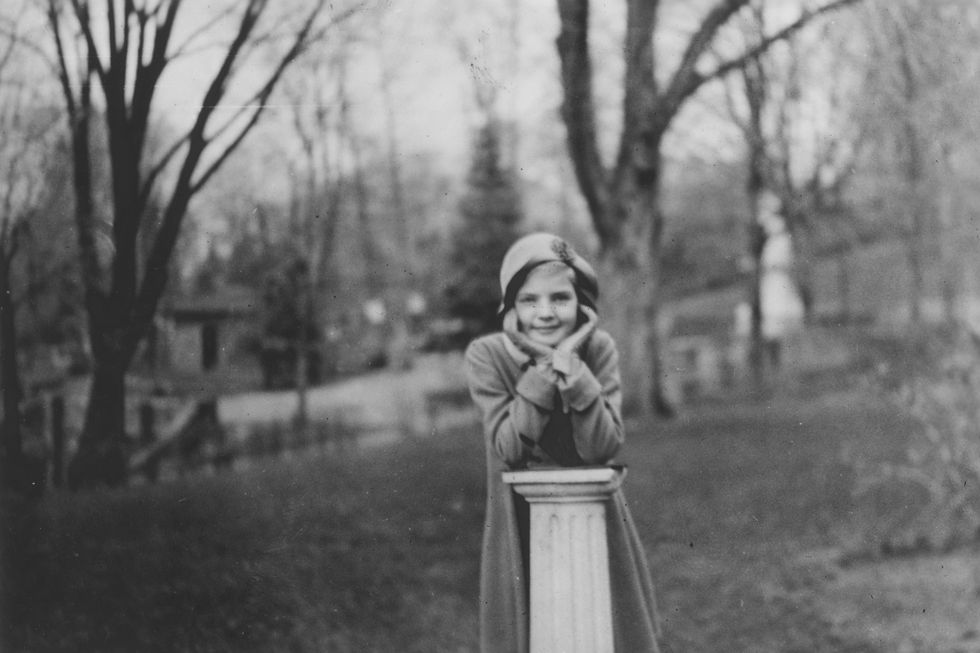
[2,388,978,652]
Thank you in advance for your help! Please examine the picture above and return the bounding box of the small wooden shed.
[162,285,259,373]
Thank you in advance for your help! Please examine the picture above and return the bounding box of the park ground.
[2,358,979,652]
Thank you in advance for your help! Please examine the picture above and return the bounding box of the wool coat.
[465,329,662,653]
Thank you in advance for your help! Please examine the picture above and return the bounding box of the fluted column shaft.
[503,467,625,653]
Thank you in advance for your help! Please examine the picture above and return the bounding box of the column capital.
[502,465,625,502]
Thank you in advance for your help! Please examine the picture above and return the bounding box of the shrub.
[443,119,523,339]
[848,324,980,556]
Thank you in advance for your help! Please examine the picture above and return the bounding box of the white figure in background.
[758,191,805,370]
[730,300,753,378]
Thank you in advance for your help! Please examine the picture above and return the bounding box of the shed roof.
[164,284,259,322]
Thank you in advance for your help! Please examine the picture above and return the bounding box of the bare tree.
[335,54,378,305]
[373,14,414,370]
[857,0,980,325]
[282,44,354,435]
[554,0,861,413]
[0,1,61,476]
[45,0,364,487]
[718,2,865,375]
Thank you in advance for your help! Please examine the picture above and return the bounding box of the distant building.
[661,285,745,405]
[160,285,259,374]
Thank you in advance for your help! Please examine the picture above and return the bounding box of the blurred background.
[1,0,979,651]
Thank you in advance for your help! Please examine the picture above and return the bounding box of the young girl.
[465,233,662,653]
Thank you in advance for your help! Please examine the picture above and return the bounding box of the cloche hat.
[498,233,599,315]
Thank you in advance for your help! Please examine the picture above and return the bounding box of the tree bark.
[742,42,769,387]
[593,210,672,416]
[294,279,311,440]
[837,253,851,321]
[903,125,925,326]
[556,0,674,416]
[893,24,925,326]
[935,149,959,321]
[608,156,672,416]
[378,40,413,371]
[68,355,128,489]
[0,261,23,465]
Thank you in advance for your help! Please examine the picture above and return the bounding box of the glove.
[502,309,553,363]
[552,306,598,376]
[502,309,560,384]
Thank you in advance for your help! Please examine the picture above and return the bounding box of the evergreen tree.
[445,120,523,338]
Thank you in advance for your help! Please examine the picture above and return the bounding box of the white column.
[502,466,625,653]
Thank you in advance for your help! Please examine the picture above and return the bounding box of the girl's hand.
[502,309,561,383]
[502,309,554,362]
[552,306,598,375]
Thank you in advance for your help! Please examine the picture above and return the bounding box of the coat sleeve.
[558,332,625,463]
[465,338,555,466]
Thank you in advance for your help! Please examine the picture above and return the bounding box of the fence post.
[49,394,66,489]
[502,466,624,653]
[139,401,159,482]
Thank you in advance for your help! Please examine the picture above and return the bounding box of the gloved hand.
[552,306,598,376]
[502,309,560,383]
[502,309,553,362]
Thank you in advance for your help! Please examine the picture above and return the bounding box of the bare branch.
[167,3,237,60]
[107,0,118,62]
[664,0,752,116]
[0,22,20,76]
[662,0,862,124]
[48,0,106,303]
[135,4,150,77]
[46,0,77,119]
[68,0,108,87]
[0,23,55,73]
[142,0,362,257]
[134,0,332,332]
[191,1,338,193]
[704,0,863,85]
[130,0,181,151]
[136,131,191,210]
[555,0,612,243]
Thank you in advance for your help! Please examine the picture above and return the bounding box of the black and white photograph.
[1,1,978,651]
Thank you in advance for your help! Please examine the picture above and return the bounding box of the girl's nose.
[536,302,558,318]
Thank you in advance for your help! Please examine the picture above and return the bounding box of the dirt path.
[216,352,469,434]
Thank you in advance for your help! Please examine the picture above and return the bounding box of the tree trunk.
[599,248,672,416]
[748,222,767,386]
[898,42,924,326]
[597,256,645,414]
[600,169,672,417]
[742,43,769,389]
[905,201,925,326]
[68,352,128,489]
[0,264,23,465]
[903,128,925,326]
[837,253,851,323]
[746,190,766,388]
[378,51,413,372]
[935,149,959,322]
[294,268,312,442]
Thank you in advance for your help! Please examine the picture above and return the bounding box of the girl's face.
[514,264,579,347]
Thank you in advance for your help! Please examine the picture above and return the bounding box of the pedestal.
[502,466,625,653]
